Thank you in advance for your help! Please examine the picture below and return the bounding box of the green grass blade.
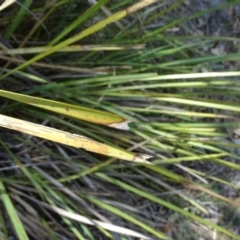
[4,0,32,39]
[49,0,108,45]
[0,181,29,240]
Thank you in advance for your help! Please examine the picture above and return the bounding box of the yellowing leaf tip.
[109,120,131,130]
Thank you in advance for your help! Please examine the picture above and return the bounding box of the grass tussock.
[0,0,240,239]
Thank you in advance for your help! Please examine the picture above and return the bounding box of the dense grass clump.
[0,0,240,239]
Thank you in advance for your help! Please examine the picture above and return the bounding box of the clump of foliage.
[0,0,240,239]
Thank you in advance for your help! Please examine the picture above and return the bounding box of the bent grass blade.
[0,114,152,164]
[0,90,130,130]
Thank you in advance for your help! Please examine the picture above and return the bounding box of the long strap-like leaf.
[0,114,152,164]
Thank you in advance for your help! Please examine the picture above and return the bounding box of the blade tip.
[133,153,154,164]
[109,120,131,130]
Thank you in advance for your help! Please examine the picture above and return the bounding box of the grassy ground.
[0,0,240,239]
